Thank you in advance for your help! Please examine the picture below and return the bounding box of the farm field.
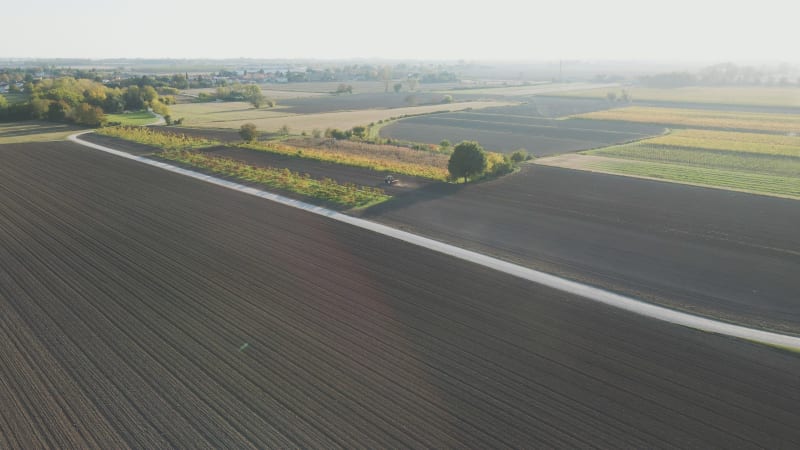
[380,107,664,154]
[172,100,514,132]
[2,141,800,447]
[539,154,800,199]
[556,86,800,108]
[437,82,618,97]
[575,106,800,133]
[181,87,326,99]
[204,146,437,193]
[534,129,800,199]
[105,110,158,126]
[277,92,456,114]
[0,121,89,144]
[365,164,800,333]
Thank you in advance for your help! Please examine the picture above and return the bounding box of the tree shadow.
[357,181,465,218]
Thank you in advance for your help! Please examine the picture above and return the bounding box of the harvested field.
[169,101,294,126]
[365,164,800,333]
[381,110,664,155]
[178,100,514,132]
[2,141,800,447]
[438,82,618,97]
[277,92,455,114]
[556,86,800,108]
[575,106,800,134]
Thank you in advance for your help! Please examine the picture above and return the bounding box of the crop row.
[575,107,800,133]
[580,158,800,198]
[240,141,450,180]
[646,129,800,157]
[97,126,219,150]
[159,149,389,208]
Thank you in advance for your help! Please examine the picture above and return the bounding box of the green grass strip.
[581,158,800,199]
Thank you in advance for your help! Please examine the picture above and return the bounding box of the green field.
[552,127,800,199]
[105,110,159,126]
[556,86,800,108]
[645,129,800,157]
[576,106,800,134]
[587,143,800,177]
[576,157,800,199]
[0,121,88,144]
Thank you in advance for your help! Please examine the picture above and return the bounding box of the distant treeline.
[638,63,799,88]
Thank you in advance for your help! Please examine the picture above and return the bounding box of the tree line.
[0,77,171,126]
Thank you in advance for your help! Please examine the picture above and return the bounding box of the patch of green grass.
[105,110,158,126]
[587,143,800,177]
[0,121,88,144]
[580,158,800,199]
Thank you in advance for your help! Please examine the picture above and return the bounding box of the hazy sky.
[3,0,797,62]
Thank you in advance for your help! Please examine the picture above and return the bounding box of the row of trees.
[0,77,171,125]
[196,84,272,108]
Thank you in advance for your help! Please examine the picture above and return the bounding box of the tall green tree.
[448,141,488,182]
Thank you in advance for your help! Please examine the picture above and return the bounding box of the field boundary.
[68,131,800,350]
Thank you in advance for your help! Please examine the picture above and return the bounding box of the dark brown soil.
[364,163,800,333]
[2,141,799,447]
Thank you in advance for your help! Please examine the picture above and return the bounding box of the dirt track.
[365,164,800,333]
[2,141,800,447]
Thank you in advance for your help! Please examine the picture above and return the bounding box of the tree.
[335,84,353,94]
[439,139,451,149]
[406,77,419,92]
[312,128,322,138]
[0,94,7,110]
[393,83,402,93]
[239,123,258,142]
[606,91,617,102]
[441,94,453,104]
[448,141,488,182]
[72,102,106,126]
[278,124,290,135]
[242,84,266,108]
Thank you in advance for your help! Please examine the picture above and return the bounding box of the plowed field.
[1,141,799,447]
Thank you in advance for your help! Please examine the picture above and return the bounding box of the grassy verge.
[241,141,450,180]
[160,149,389,208]
[96,126,219,150]
[105,111,158,126]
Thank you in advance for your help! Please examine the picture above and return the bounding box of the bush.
[490,156,515,176]
[312,128,322,138]
[510,149,530,163]
[239,123,258,142]
[441,94,453,104]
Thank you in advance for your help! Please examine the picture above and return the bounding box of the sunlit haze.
[3,0,797,62]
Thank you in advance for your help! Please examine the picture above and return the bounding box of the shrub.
[510,149,530,163]
[239,123,259,142]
